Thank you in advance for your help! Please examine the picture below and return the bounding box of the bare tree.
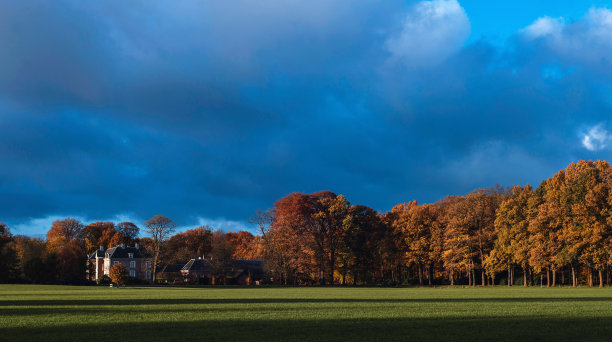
[144,215,176,283]
[249,209,273,239]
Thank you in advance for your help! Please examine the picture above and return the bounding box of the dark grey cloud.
[2,0,612,234]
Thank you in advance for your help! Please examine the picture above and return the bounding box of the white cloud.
[386,0,470,67]
[584,7,612,44]
[522,8,612,62]
[522,16,564,39]
[190,217,254,233]
[582,124,610,151]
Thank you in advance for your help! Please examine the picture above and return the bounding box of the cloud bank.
[2,1,612,234]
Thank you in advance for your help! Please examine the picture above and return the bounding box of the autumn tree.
[486,185,533,286]
[110,263,128,285]
[144,215,176,283]
[83,221,116,252]
[111,222,140,246]
[11,236,48,283]
[46,218,86,284]
[210,229,234,284]
[571,161,611,287]
[47,218,84,252]
[226,231,260,260]
[389,201,438,285]
[306,191,336,285]
[442,196,473,285]
[0,223,17,282]
[163,226,213,264]
[56,239,87,284]
[251,209,286,281]
[271,192,319,284]
[342,205,388,284]
[312,193,350,284]
[442,188,504,286]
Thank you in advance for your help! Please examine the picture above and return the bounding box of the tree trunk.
[450,269,454,286]
[561,270,565,286]
[546,269,550,287]
[599,269,604,288]
[319,256,324,285]
[508,264,512,287]
[329,249,335,286]
[152,254,158,284]
[588,268,593,287]
[471,263,476,287]
[468,267,472,286]
[523,266,527,287]
[418,264,423,286]
[482,270,486,287]
[552,269,556,287]
[571,266,576,287]
[428,264,433,286]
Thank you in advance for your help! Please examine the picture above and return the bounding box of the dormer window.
[105,253,110,258]
[128,253,134,259]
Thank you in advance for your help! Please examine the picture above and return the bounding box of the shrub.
[97,274,111,285]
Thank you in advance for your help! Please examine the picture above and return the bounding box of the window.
[128,253,134,259]
[130,270,135,277]
[146,261,151,269]
[113,261,119,265]
[130,261,136,268]
[146,271,151,279]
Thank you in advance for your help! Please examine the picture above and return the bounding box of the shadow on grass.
[3,316,612,342]
[1,296,612,308]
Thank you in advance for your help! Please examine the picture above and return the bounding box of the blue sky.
[2,0,612,236]
[463,0,612,41]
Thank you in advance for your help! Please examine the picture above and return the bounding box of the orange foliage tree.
[109,263,128,285]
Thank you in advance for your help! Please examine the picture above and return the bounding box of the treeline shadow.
[1,296,612,308]
[3,316,612,342]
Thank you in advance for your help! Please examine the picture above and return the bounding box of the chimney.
[99,245,103,251]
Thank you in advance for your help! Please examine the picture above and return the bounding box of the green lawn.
[1,285,611,341]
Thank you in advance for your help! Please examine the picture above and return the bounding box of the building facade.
[88,244,153,282]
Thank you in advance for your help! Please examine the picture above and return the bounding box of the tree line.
[0,215,262,284]
[0,160,610,287]
[258,160,612,287]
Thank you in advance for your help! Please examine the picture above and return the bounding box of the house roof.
[104,245,153,259]
[182,258,214,272]
[160,263,186,273]
[88,248,106,259]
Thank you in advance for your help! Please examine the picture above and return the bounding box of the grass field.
[1,285,612,341]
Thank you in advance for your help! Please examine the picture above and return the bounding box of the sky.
[2,0,612,236]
